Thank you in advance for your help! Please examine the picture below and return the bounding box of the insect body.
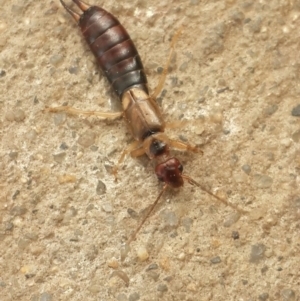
[60,0,197,188]
[58,0,243,242]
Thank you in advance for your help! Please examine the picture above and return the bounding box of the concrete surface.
[1,0,300,300]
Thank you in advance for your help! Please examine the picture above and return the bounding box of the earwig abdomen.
[78,6,148,97]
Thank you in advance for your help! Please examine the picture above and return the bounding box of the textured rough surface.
[1,0,300,300]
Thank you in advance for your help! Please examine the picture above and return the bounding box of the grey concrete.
[1,0,299,300]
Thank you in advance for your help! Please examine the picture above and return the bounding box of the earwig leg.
[165,120,190,129]
[130,146,146,158]
[45,106,123,119]
[151,27,183,99]
[113,141,143,180]
[168,139,202,154]
[60,0,81,22]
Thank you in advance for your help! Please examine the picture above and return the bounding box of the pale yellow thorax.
[121,87,165,141]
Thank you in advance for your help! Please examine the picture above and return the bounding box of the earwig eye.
[178,164,183,173]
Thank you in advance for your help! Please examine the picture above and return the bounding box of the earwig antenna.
[60,0,81,22]
[127,184,168,244]
[182,175,247,214]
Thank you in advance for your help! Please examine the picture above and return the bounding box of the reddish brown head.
[155,157,184,188]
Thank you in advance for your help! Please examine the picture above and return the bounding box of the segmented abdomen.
[78,6,148,98]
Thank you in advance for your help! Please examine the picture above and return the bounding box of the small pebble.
[291,129,300,142]
[210,110,223,124]
[179,61,188,72]
[57,174,76,184]
[216,87,229,94]
[5,111,15,121]
[198,96,205,103]
[53,113,66,126]
[253,174,273,189]
[9,151,18,159]
[129,292,140,301]
[291,104,300,116]
[157,283,168,293]
[11,5,24,14]
[242,164,251,175]
[266,152,274,161]
[90,145,99,152]
[250,243,266,263]
[86,204,94,212]
[210,256,221,264]
[78,130,95,147]
[116,293,128,301]
[160,209,179,228]
[49,54,64,67]
[30,246,44,256]
[159,257,170,271]
[25,233,38,241]
[292,197,300,208]
[281,289,295,301]
[53,152,66,163]
[120,243,130,262]
[107,257,119,269]
[60,142,68,150]
[223,212,240,227]
[230,9,245,23]
[0,281,6,287]
[136,246,149,261]
[110,270,129,286]
[5,221,14,231]
[178,253,185,261]
[146,271,160,281]
[187,282,197,292]
[249,17,262,33]
[0,69,6,77]
[258,292,269,301]
[96,180,106,195]
[232,231,240,240]
[127,208,138,219]
[12,190,20,199]
[26,129,37,141]
[10,205,27,216]
[88,284,101,294]
[163,276,173,282]
[281,138,291,148]
[20,265,35,275]
[40,292,53,301]
[14,108,26,122]
[181,217,193,233]
[101,202,112,213]
[68,66,78,74]
[146,263,158,271]
[264,104,278,116]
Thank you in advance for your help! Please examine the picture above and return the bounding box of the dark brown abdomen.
[78,6,148,98]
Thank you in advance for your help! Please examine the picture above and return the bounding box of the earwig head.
[155,157,184,188]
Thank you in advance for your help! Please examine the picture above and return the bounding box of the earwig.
[56,0,246,243]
